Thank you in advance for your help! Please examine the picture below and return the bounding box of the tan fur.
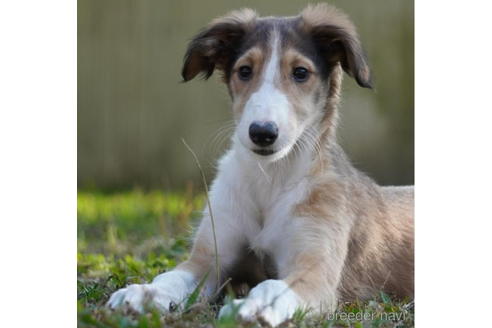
[279,48,321,122]
[292,164,414,306]
[177,238,215,277]
[300,4,356,35]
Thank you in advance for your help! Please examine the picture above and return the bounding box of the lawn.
[77,190,414,328]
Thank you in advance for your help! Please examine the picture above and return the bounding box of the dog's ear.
[182,9,257,82]
[300,4,372,89]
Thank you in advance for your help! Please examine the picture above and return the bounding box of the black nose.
[249,121,278,147]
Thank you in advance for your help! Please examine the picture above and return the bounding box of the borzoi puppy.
[108,4,414,326]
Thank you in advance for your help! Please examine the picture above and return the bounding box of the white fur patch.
[106,270,196,313]
[219,279,300,327]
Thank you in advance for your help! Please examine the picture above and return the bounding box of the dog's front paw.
[107,270,196,313]
[107,283,177,313]
[219,279,300,327]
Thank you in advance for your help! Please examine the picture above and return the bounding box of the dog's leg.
[107,200,246,313]
[219,215,349,326]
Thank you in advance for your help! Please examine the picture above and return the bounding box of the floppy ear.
[300,4,372,89]
[182,9,257,82]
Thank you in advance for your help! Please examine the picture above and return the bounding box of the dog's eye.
[292,67,309,82]
[238,65,253,80]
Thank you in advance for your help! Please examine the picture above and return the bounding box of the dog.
[107,4,414,326]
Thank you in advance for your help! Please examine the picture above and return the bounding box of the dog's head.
[182,4,372,162]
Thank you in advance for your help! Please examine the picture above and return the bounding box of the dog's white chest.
[215,149,311,271]
[245,178,309,267]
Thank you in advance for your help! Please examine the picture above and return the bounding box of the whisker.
[211,126,235,155]
[207,122,236,155]
[257,161,272,183]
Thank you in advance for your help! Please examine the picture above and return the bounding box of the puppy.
[107,4,414,326]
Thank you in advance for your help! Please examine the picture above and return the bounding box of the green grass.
[78,190,414,327]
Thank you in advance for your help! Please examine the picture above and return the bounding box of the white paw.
[219,279,300,327]
[106,283,175,313]
[106,270,196,313]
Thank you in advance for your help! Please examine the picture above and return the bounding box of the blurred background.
[78,0,414,191]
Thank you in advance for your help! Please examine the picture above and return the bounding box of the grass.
[78,190,414,327]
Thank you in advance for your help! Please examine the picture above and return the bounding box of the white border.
[0,0,76,327]
[416,0,492,326]
[0,0,491,327]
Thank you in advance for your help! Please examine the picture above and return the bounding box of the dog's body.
[108,4,414,326]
